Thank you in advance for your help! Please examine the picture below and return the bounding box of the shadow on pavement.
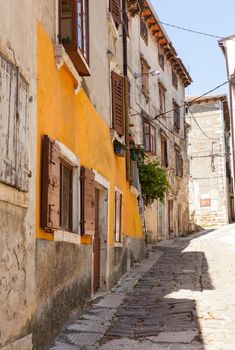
[106,230,215,348]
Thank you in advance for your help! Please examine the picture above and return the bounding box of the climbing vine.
[138,160,170,206]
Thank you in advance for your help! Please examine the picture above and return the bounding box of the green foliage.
[138,160,170,206]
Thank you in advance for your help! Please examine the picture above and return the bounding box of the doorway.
[168,200,174,238]
[93,185,108,293]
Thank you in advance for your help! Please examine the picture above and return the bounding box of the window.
[41,135,81,234]
[140,17,148,44]
[110,0,121,28]
[0,53,29,192]
[114,189,123,243]
[59,0,90,76]
[158,53,164,70]
[143,119,156,154]
[60,161,73,231]
[161,135,168,168]
[159,82,166,114]
[173,101,180,131]
[112,71,124,136]
[200,198,211,207]
[175,149,183,177]
[141,58,150,98]
[172,70,178,89]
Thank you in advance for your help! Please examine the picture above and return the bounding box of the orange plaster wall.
[36,23,144,244]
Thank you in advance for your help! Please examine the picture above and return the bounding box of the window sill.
[130,185,140,197]
[0,182,29,208]
[55,44,82,95]
[54,229,80,244]
[114,241,123,248]
[110,128,125,144]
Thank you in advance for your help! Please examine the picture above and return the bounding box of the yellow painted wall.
[36,23,143,244]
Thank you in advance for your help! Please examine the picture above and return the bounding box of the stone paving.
[48,224,235,350]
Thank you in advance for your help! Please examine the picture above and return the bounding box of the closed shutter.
[0,55,17,186]
[16,74,29,191]
[41,135,60,230]
[80,166,95,235]
[112,71,124,136]
[110,0,121,27]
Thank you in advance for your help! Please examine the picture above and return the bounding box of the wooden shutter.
[16,74,29,191]
[80,166,95,235]
[0,55,17,186]
[110,0,121,27]
[112,71,124,136]
[41,135,60,230]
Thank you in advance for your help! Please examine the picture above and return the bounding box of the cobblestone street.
[49,224,235,350]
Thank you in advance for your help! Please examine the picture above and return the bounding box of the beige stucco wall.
[0,1,37,348]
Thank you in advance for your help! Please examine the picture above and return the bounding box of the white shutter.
[16,74,29,191]
[0,55,17,186]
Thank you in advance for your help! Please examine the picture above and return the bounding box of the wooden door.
[168,200,174,238]
[93,188,100,293]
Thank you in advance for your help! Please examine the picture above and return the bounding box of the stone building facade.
[0,1,37,349]
[127,0,192,242]
[186,95,234,227]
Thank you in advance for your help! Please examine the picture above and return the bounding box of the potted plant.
[114,141,126,157]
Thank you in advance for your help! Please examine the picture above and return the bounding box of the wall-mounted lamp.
[134,70,160,79]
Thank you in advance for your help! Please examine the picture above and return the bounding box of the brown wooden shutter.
[41,135,60,230]
[80,166,95,235]
[112,71,124,136]
[110,0,121,27]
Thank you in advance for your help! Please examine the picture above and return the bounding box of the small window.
[59,0,90,75]
[141,58,150,98]
[159,83,166,114]
[158,53,164,70]
[41,136,81,233]
[200,198,211,207]
[175,149,183,177]
[114,189,123,243]
[143,119,156,154]
[172,70,178,89]
[140,17,148,44]
[173,101,180,131]
[161,135,168,168]
[60,161,73,231]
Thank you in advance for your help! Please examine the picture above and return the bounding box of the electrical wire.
[188,106,223,140]
[155,20,223,39]
[155,80,229,119]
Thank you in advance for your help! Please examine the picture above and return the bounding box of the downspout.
[122,0,131,181]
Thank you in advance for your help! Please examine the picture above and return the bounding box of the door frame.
[91,171,110,294]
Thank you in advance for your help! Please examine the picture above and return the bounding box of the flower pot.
[114,142,126,157]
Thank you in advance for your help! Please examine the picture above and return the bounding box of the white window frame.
[53,140,81,244]
[114,186,123,246]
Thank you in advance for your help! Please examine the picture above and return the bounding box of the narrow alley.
[49,225,235,350]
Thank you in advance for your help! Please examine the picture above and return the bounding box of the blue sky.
[151,0,235,97]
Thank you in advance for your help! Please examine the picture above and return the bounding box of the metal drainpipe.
[122,0,131,182]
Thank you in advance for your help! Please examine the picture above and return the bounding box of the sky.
[151,0,235,97]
